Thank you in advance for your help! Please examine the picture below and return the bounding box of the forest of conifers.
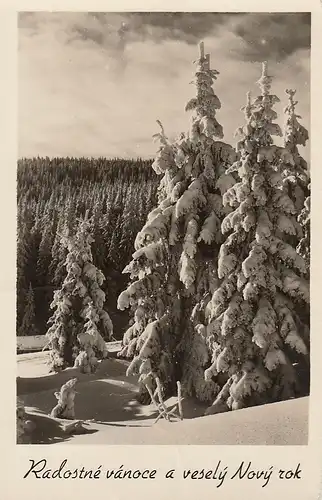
[16,156,158,338]
[16,49,311,411]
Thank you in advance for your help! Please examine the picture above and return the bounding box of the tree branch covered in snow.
[280,89,310,248]
[117,43,237,403]
[205,62,310,414]
[46,213,113,372]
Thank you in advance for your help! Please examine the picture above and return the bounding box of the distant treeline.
[17,156,159,338]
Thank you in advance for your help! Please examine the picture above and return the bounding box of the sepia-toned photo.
[16,11,311,446]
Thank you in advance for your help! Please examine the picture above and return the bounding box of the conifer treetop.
[281,88,309,213]
[186,41,224,143]
[257,61,273,95]
[284,88,309,152]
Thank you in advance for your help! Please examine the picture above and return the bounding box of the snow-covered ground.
[17,335,122,354]
[17,335,48,352]
[17,350,309,446]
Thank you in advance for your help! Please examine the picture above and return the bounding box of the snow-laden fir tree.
[117,42,237,403]
[18,283,37,336]
[282,89,310,337]
[204,62,310,415]
[281,89,310,248]
[46,212,113,372]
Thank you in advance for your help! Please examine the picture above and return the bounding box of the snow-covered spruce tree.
[204,62,310,415]
[117,42,237,403]
[46,212,113,372]
[281,89,310,247]
[282,88,310,341]
[18,283,37,336]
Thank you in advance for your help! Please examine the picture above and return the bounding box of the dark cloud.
[71,12,311,61]
[116,12,231,42]
[230,13,310,61]
[19,12,311,62]
[68,13,236,49]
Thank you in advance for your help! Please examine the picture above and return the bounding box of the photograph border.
[1,1,321,499]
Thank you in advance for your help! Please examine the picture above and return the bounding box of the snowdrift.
[17,351,308,446]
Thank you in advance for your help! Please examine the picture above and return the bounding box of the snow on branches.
[205,62,310,414]
[117,43,237,404]
[50,377,78,419]
[281,89,310,245]
[46,213,113,372]
[186,41,224,144]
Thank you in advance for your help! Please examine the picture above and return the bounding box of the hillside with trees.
[17,156,158,339]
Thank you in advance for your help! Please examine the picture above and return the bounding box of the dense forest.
[16,156,158,339]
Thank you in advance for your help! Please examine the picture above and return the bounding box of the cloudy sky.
[18,12,310,159]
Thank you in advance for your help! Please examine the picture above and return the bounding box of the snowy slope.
[51,396,308,446]
[17,351,308,446]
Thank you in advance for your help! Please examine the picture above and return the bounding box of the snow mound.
[17,351,308,446]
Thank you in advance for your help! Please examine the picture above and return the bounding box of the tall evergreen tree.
[46,213,113,372]
[283,89,310,211]
[282,88,310,341]
[280,89,310,250]
[117,43,236,402]
[204,62,310,415]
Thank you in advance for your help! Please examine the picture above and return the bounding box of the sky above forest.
[18,12,311,160]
